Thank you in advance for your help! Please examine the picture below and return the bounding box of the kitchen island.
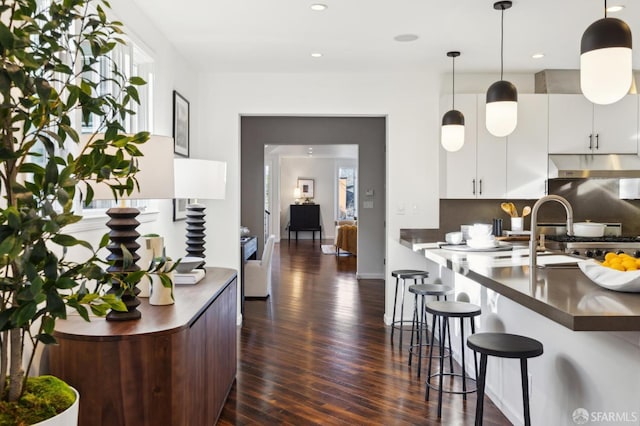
[400,230,640,426]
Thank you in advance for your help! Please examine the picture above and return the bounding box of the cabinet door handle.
[595,133,599,150]
[472,179,476,195]
[479,179,483,195]
[588,133,593,150]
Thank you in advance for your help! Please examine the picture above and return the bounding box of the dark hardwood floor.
[219,240,511,425]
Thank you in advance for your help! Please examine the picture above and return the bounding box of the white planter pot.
[138,236,164,297]
[149,266,175,306]
[33,386,79,426]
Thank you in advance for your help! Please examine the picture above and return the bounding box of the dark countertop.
[400,230,640,331]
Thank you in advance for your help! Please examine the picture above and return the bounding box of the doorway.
[240,116,385,279]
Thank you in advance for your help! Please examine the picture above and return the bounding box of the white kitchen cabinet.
[549,94,638,154]
[476,96,507,198]
[442,94,479,198]
[441,94,506,199]
[506,94,548,198]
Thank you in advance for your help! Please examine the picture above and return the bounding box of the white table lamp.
[174,158,227,260]
[86,134,175,321]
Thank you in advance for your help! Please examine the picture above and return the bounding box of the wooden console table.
[47,268,237,426]
[288,204,322,241]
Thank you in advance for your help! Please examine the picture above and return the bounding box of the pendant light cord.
[451,56,455,109]
[604,0,607,18]
[500,6,504,80]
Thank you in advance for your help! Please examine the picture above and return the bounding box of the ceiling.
[131,0,638,75]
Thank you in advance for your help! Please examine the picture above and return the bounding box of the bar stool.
[425,300,481,419]
[407,283,454,379]
[466,333,543,426]
[390,270,429,347]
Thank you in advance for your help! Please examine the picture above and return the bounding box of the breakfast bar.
[400,230,640,426]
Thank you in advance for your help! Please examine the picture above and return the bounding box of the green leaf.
[129,76,146,85]
[0,235,17,257]
[36,334,57,345]
[0,22,15,49]
[14,302,37,327]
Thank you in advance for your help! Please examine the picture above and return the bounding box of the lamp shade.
[174,158,227,200]
[293,187,302,198]
[85,134,175,200]
[580,17,633,105]
[441,110,465,152]
[486,80,518,137]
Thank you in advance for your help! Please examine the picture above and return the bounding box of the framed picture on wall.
[173,198,190,221]
[298,178,314,198]
[173,90,189,157]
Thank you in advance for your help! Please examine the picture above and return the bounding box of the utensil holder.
[511,217,524,232]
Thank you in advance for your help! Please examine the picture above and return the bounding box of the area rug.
[321,245,351,256]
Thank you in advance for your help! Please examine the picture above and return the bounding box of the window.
[338,166,356,220]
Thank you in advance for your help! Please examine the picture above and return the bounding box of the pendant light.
[441,51,465,152]
[580,0,632,105]
[486,1,517,138]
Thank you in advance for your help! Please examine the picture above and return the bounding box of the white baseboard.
[356,272,384,279]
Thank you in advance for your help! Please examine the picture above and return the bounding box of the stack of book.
[174,268,206,285]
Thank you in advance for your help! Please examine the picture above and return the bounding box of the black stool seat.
[392,270,430,279]
[467,333,543,426]
[408,284,454,296]
[390,269,430,348]
[425,300,481,318]
[467,333,543,359]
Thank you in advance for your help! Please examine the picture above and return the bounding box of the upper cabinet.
[441,94,547,200]
[548,94,638,154]
[506,94,548,198]
[441,94,482,199]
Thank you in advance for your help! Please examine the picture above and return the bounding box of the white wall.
[193,71,442,322]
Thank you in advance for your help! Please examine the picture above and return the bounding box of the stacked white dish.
[466,223,498,249]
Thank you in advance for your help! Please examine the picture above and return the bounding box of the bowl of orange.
[578,253,640,292]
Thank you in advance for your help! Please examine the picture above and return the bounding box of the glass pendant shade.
[580,17,633,105]
[486,80,518,137]
[441,110,465,152]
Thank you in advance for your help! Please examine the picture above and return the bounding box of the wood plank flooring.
[219,240,511,425]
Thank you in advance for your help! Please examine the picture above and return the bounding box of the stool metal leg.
[437,315,447,418]
[471,318,478,380]
[521,358,532,426]
[391,277,400,343]
[417,294,425,378]
[460,317,467,400]
[398,279,407,348]
[446,317,454,372]
[475,354,488,426]
[408,293,418,366]
[425,312,437,401]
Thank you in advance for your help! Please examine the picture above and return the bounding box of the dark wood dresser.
[288,204,322,241]
[47,268,237,426]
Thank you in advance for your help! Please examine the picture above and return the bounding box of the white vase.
[149,265,175,306]
[138,236,164,297]
[33,386,79,426]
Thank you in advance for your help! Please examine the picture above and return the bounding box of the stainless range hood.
[548,154,640,178]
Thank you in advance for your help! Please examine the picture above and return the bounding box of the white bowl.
[445,232,463,245]
[579,259,640,292]
[469,223,493,240]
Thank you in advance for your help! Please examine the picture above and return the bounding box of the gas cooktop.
[546,235,640,243]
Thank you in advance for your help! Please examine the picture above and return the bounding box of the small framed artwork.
[173,90,190,157]
[173,198,190,221]
[297,178,314,198]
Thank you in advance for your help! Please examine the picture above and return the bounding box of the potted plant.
[0,0,157,423]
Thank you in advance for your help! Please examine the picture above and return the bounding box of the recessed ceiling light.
[310,4,327,11]
[532,53,545,59]
[311,53,322,58]
[606,5,624,12]
[394,34,419,42]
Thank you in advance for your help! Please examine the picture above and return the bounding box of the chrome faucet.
[529,195,574,272]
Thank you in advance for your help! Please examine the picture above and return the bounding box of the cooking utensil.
[508,202,518,217]
[522,206,531,217]
[574,222,606,237]
[501,202,515,217]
